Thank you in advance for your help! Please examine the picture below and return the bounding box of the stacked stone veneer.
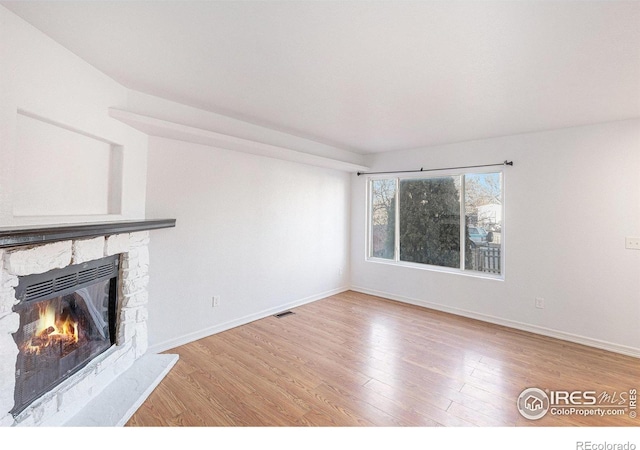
[0,231,151,426]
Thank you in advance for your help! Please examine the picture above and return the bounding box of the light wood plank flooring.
[127,291,639,426]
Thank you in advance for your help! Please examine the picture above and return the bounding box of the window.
[368,171,503,277]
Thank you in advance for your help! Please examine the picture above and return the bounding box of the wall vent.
[15,255,119,305]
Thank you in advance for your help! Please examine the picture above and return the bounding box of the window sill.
[365,257,504,281]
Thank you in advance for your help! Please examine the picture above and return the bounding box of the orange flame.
[23,301,79,354]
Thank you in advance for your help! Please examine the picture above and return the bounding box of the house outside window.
[367,171,504,278]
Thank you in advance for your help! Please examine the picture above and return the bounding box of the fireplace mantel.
[0,219,176,248]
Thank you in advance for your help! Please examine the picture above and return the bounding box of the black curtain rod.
[357,160,513,176]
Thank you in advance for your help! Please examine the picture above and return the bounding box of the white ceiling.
[3,0,640,154]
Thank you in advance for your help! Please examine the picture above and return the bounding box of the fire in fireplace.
[23,297,80,355]
[11,255,119,416]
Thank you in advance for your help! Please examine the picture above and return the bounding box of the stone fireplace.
[0,220,176,427]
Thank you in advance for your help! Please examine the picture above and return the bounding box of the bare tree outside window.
[465,173,502,274]
[370,179,396,259]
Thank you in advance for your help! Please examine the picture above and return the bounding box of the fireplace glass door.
[11,255,118,416]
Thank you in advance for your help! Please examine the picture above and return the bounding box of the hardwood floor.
[127,291,639,427]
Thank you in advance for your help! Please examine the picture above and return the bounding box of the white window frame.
[366,168,505,280]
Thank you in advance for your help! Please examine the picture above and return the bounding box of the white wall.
[351,119,640,356]
[145,136,351,352]
[0,6,147,226]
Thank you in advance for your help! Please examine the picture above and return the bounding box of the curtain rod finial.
[504,160,513,166]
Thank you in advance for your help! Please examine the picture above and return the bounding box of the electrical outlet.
[625,237,640,250]
[535,297,545,309]
[212,296,220,307]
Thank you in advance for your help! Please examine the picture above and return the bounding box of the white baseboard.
[350,286,640,359]
[148,286,350,354]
